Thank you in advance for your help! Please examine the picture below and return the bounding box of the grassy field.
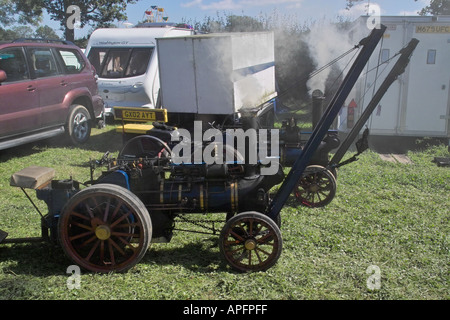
[0,125,448,300]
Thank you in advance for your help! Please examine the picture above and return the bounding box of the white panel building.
[339,16,450,141]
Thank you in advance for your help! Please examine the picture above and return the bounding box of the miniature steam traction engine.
[0,27,419,273]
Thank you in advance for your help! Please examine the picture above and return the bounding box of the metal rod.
[267,25,387,220]
[21,187,45,219]
[2,237,45,244]
[173,228,218,236]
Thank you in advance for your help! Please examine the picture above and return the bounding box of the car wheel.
[67,104,92,145]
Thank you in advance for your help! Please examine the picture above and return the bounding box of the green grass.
[0,125,448,300]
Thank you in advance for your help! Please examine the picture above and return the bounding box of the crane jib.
[267,25,388,220]
[329,37,420,167]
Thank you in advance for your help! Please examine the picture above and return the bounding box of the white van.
[85,23,195,117]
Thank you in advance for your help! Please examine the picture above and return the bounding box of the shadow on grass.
[0,126,124,164]
[46,126,124,154]
[0,141,48,163]
[0,235,228,277]
[143,238,229,272]
[0,242,70,277]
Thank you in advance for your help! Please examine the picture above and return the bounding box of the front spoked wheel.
[58,184,152,273]
[219,211,282,272]
[294,165,337,208]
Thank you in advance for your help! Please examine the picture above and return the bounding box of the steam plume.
[304,21,354,95]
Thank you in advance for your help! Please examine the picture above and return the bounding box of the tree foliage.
[0,0,43,27]
[346,0,450,15]
[34,25,61,39]
[42,0,138,40]
[345,0,365,10]
[0,25,60,41]
[184,13,268,33]
[415,0,450,15]
[3,0,140,41]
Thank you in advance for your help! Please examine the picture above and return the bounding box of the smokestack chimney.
[241,113,259,178]
[312,89,325,129]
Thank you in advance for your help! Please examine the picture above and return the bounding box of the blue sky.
[43,0,432,38]
[130,0,430,22]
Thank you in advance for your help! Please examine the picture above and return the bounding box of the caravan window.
[101,49,131,78]
[88,48,107,74]
[125,49,153,77]
[88,47,154,79]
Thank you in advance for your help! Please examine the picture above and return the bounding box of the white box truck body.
[156,32,277,116]
[84,23,195,116]
[339,16,450,140]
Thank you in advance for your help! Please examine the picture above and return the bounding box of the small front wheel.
[294,165,337,208]
[219,211,282,272]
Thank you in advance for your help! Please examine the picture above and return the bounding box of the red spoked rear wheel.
[58,184,152,273]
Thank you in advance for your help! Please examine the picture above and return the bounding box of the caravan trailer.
[84,23,195,117]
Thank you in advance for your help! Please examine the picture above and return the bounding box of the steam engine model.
[139,113,342,209]
[8,133,286,273]
[0,26,419,274]
[95,133,285,243]
[5,115,343,274]
[4,115,339,274]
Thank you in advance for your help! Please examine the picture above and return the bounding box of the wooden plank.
[379,154,412,164]
[379,154,397,163]
[392,154,413,164]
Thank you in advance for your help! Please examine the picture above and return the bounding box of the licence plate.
[114,107,168,123]
[122,110,156,121]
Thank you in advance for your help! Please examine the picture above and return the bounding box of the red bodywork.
[0,40,104,145]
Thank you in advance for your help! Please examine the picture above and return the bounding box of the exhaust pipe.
[312,89,325,129]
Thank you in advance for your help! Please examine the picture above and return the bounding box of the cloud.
[241,0,303,5]
[399,0,430,15]
[181,0,241,10]
[181,0,304,11]
[203,0,242,10]
[182,0,203,8]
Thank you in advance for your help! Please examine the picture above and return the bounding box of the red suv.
[0,39,104,150]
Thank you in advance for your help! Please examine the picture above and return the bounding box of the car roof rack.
[12,38,75,46]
